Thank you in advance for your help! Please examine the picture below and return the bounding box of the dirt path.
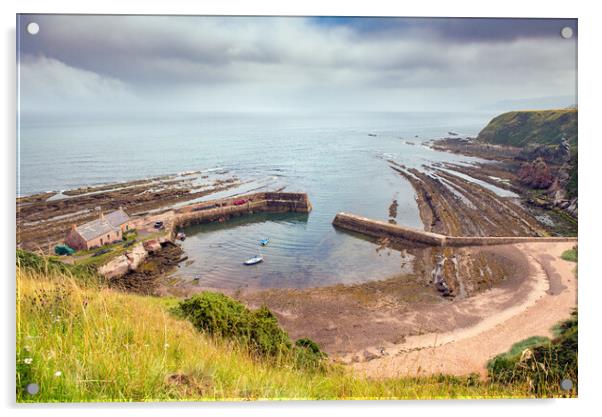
[351,241,577,378]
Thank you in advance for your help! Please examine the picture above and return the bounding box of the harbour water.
[19,111,500,288]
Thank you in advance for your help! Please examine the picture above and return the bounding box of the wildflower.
[164,343,170,349]
[54,371,62,377]
[24,346,31,352]
[23,358,33,365]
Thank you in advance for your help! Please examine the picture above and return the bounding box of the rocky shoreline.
[16,172,241,251]
[431,137,577,225]
[108,241,184,295]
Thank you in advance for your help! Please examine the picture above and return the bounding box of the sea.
[18,111,506,289]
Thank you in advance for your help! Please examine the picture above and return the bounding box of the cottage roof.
[76,218,119,241]
[105,208,130,227]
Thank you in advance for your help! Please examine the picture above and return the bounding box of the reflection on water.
[174,211,413,289]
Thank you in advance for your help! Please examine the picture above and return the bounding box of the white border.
[2,1,600,416]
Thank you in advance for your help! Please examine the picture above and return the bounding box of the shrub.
[178,292,325,369]
[248,306,291,357]
[561,246,578,263]
[487,311,577,396]
[294,338,328,371]
[178,292,292,358]
[178,292,250,339]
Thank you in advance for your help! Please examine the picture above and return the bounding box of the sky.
[17,15,578,114]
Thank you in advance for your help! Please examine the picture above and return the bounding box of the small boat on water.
[244,256,263,265]
[259,238,269,246]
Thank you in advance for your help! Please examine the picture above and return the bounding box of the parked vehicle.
[54,244,75,256]
[233,199,247,206]
[176,232,186,241]
[154,221,164,229]
[91,248,111,257]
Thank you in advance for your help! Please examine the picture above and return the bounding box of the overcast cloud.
[17,15,577,113]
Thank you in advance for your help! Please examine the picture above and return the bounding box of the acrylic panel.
[16,14,578,402]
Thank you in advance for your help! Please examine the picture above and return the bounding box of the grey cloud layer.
[18,15,577,112]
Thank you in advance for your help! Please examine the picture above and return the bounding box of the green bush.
[561,247,578,262]
[178,292,326,369]
[488,311,577,396]
[294,338,328,371]
[248,306,292,357]
[179,292,295,358]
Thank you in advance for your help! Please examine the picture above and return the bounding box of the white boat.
[244,256,263,265]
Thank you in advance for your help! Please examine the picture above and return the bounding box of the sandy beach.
[351,241,577,377]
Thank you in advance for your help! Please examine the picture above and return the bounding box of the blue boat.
[259,238,269,246]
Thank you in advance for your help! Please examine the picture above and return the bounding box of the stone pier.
[170,192,311,233]
[332,212,577,247]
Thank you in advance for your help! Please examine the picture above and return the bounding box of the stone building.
[64,207,131,250]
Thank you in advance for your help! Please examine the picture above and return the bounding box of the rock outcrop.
[517,140,571,165]
[518,157,553,189]
[126,243,148,270]
[98,254,131,280]
[143,239,162,253]
[98,242,150,279]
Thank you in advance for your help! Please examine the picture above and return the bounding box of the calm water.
[19,111,500,289]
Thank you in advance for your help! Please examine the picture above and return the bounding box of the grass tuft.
[561,247,578,263]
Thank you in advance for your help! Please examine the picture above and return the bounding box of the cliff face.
[477,109,577,147]
[478,109,578,207]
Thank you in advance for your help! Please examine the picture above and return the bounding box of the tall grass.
[487,311,577,397]
[17,265,535,402]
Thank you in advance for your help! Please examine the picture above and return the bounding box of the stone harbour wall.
[332,212,577,247]
[172,192,311,230]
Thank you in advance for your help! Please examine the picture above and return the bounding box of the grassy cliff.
[17,254,537,402]
[488,311,577,397]
[477,109,577,147]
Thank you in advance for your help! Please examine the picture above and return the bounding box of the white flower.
[54,371,62,377]
[164,343,169,349]
[24,346,31,352]
[23,357,33,365]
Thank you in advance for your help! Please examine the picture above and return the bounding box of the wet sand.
[160,243,536,360]
[351,241,577,377]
